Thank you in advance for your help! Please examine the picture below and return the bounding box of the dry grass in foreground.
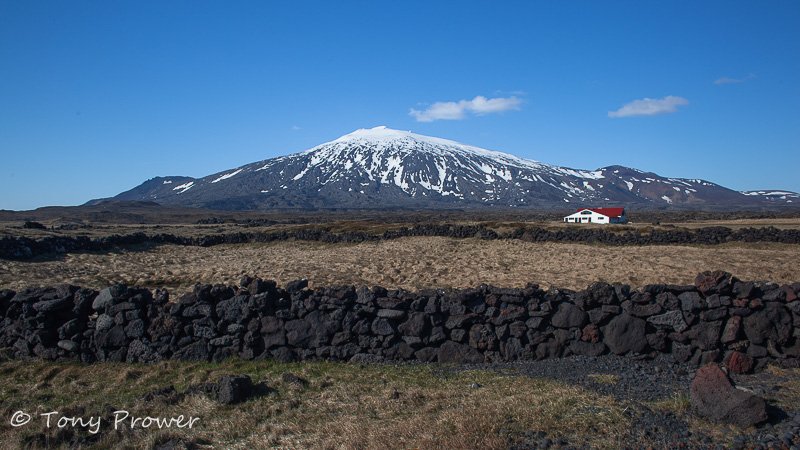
[0,359,632,449]
[1,237,799,294]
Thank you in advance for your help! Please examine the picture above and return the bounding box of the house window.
[580,211,592,215]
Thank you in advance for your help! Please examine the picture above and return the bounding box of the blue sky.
[1,1,798,210]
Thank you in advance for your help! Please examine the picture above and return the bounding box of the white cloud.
[608,96,689,118]
[714,74,756,85]
[409,95,522,122]
[290,125,301,131]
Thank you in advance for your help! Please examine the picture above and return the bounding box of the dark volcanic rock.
[1,274,798,373]
[550,303,588,329]
[743,303,793,345]
[721,316,742,343]
[216,375,255,405]
[602,314,647,355]
[569,340,606,356]
[32,297,73,313]
[725,351,753,374]
[647,310,688,332]
[690,364,767,427]
[695,271,734,296]
[438,341,484,364]
[398,312,429,337]
[684,320,723,351]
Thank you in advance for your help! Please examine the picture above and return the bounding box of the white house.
[564,207,627,224]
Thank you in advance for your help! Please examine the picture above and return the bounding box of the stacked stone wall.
[1,271,798,372]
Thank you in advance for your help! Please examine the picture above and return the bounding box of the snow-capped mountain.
[95,126,786,210]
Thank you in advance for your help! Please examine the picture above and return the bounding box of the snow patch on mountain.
[211,169,243,183]
[172,181,194,193]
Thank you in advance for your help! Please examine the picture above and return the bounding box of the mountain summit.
[97,126,794,210]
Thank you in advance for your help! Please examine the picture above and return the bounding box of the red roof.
[575,207,625,218]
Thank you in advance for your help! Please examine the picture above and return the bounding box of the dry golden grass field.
[1,237,799,294]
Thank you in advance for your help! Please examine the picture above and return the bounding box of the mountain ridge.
[91,126,797,210]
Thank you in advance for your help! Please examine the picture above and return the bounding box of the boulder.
[97,325,128,348]
[721,316,741,344]
[127,339,160,363]
[216,295,249,324]
[398,313,429,337]
[725,351,753,374]
[733,281,755,299]
[601,313,647,355]
[32,297,73,313]
[743,302,793,345]
[678,292,704,312]
[647,330,668,352]
[582,282,618,307]
[58,319,83,340]
[587,308,613,325]
[700,307,728,322]
[385,342,415,360]
[655,292,680,310]
[377,309,406,320]
[581,324,600,343]
[468,324,497,351]
[285,279,308,293]
[647,310,688,332]
[91,287,115,311]
[175,341,210,361]
[535,338,565,359]
[370,318,395,336]
[216,375,255,404]
[437,341,484,364]
[690,364,766,427]
[57,340,78,352]
[445,314,478,329]
[550,303,588,329]
[500,337,525,360]
[781,285,798,302]
[285,319,315,346]
[493,305,527,324]
[414,347,438,362]
[684,320,722,351]
[694,271,734,295]
[92,285,127,311]
[508,320,527,338]
[450,329,466,342]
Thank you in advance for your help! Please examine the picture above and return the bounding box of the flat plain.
[2,214,800,294]
[2,238,799,294]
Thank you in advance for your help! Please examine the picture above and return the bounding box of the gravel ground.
[455,354,800,449]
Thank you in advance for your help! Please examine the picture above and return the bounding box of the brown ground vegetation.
[2,237,798,294]
[0,359,631,449]
[4,216,800,241]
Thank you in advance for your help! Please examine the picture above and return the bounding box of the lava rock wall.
[1,271,798,372]
[2,224,800,260]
